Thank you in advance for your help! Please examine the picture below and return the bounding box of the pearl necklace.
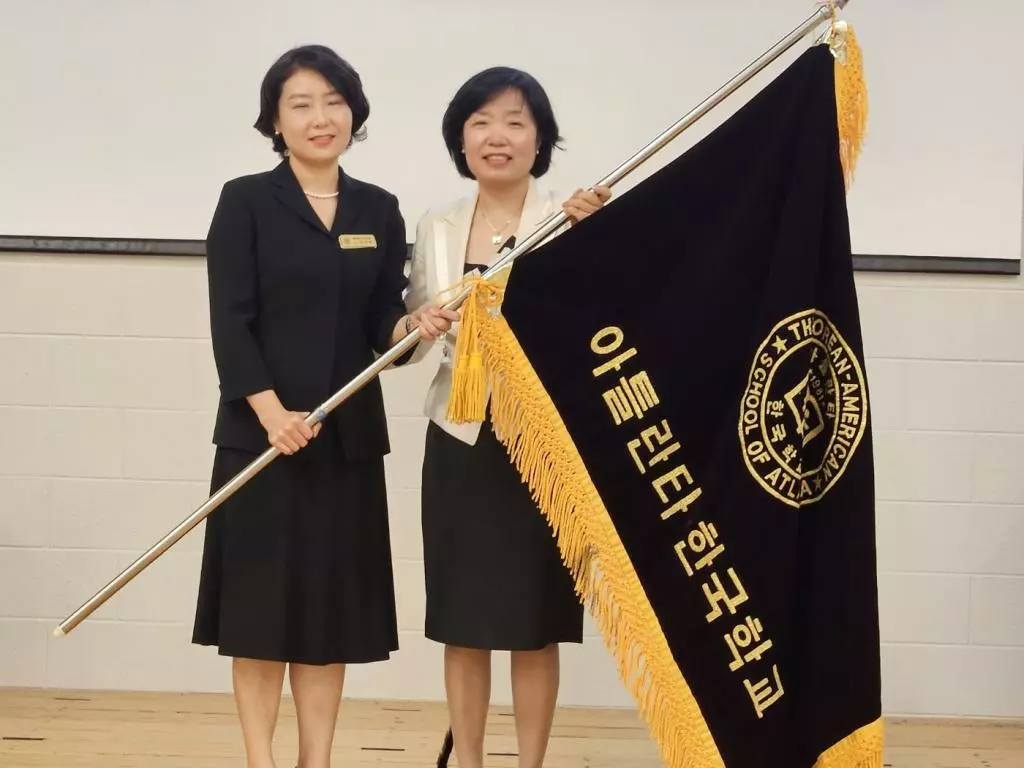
[304,190,339,199]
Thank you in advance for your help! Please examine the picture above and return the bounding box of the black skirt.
[192,429,398,665]
[421,416,584,651]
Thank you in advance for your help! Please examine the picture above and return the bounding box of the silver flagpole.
[55,0,850,638]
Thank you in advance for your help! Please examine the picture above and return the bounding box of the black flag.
[447,36,880,768]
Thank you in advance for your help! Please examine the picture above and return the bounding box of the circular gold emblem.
[738,309,868,507]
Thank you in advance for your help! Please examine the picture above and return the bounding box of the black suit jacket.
[206,161,411,459]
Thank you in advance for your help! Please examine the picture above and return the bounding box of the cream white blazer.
[405,179,563,444]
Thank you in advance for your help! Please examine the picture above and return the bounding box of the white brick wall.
[860,271,1024,718]
[1,251,1022,718]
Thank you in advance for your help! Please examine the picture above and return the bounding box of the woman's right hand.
[246,391,321,455]
[260,408,321,454]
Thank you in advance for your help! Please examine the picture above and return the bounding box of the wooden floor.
[0,689,1022,767]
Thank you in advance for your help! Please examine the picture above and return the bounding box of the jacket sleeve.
[206,180,274,402]
[364,193,415,364]
[403,210,437,364]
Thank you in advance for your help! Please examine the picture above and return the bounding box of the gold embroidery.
[738,309,869,508]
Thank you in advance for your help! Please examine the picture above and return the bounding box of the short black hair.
[441,67,564,179]
[253,45,370,156]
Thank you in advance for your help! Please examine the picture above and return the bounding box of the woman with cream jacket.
[405,66,610,768]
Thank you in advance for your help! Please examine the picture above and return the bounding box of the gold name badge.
[338,234,377,249]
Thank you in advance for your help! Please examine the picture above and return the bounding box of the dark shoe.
[436,727,454,767]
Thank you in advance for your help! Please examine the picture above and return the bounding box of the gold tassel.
[445,275,501,424]
[830,19,868,189]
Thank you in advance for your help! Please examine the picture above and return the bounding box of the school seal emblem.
[738,309,868,507]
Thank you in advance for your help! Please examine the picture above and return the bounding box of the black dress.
[192,435,397,665]
[420,263,584,651]
[192,163,408,665]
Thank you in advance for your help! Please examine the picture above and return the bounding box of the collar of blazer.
[436,178,555,289]
[270,160,366,235]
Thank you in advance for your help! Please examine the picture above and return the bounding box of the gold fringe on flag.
[816,717,886,768]
[448,274,725,768]
[829,19,869,188]
[819,26,882,764]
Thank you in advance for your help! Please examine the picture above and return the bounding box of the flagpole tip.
[53,626,66,638]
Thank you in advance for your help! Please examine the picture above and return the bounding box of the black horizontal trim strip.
[0,235,1019,275]
[0,235,206,256]
[851,253,1020,275]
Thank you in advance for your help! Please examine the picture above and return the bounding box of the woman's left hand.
[563,185,612,224]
